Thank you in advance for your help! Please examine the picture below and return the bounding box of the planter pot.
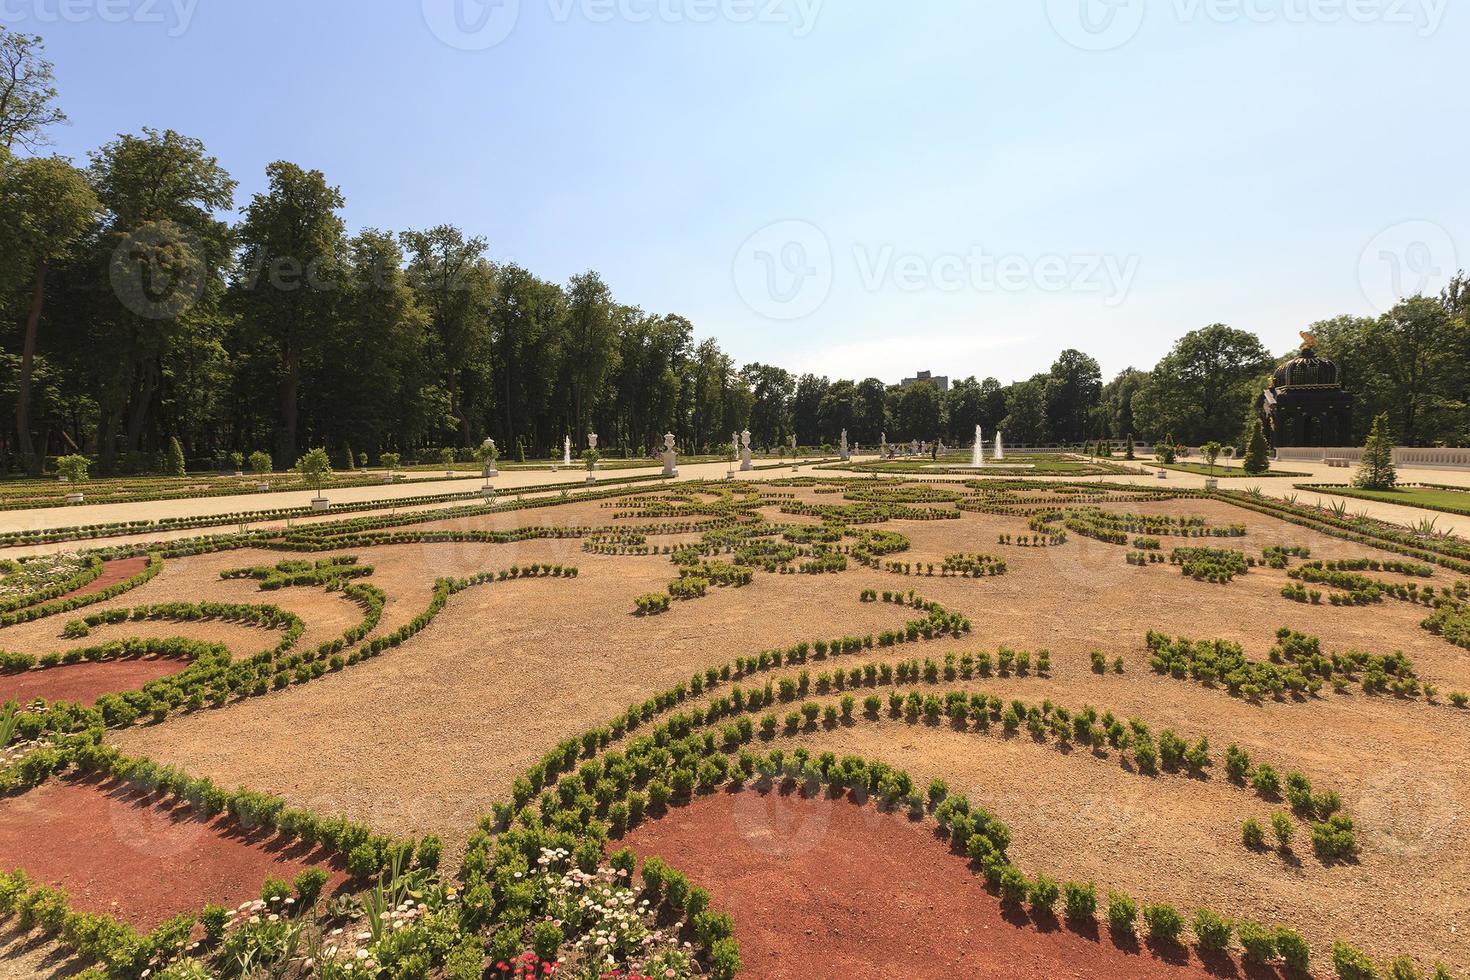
[1156,470,1167,480]
[256,482,271,490]
[585,473,596,484]
[311,497,331,511]
[382,473,394,483]
[1204,477,1219,490]
[234,471,244,477]
[65,492,84,504]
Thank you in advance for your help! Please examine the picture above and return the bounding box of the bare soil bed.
[0,655,193,706]
[623,788,1217,979]
[0,774,347,930]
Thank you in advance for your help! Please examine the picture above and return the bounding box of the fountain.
[923,424,1031,470]
[972,425,985,468]
[995,431,1005,460]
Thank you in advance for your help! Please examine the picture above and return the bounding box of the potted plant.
[380,452,401,482]
[584,447,600,484]
[249,451,273,489]
[230,451,245,477]
[56,454,90,502]
[1201,440,1223,489]
[295,447,334,510]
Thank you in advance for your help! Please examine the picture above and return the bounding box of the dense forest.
[2,29,1467,474]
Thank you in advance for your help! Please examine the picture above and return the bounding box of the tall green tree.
[1001,378,1048,444]
[1044,349,1102,443]
[1132,325,1273,444]
[1354,413,1397,490]
[563,270,619,443]
[0,29,66,152]
[401,226,492,445]
[232,161,345,467]
[88,128,235,469]
[0,155,99,471]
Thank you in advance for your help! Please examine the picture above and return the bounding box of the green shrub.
[1332,941,1378,980]
[1143,902,1184,943]
[1242,818,1266,849]
[1107,891,1137,935]
[1237,920,1275,963]
[1273,926,1310,972]
[1192,908,1232,954]
[293,867,328,908]
[1063,880,1097,923]
[531,919,564,960]
[998,865,1028,905]
[1028,873,1060,916]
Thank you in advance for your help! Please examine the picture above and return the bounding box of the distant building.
[900,370,949,393]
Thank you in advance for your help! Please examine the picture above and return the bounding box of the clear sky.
[14,0,1468,385]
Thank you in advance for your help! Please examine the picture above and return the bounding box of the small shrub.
[1063,880,1097,923]
[1143,902,1184,944]
[1241,818,1266,850]
[1107,891,1137,935]
[1192,908,1232,954]
[293,867,329,908]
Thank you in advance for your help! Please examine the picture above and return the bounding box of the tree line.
[1,29,1466,475]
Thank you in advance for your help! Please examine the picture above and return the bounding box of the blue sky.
[16,0,1468,384]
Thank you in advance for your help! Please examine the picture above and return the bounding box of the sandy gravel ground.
[1,480,1466,972]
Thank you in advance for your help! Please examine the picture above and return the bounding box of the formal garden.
[0,461,1465,980]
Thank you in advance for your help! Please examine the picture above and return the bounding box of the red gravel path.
[0,655,192,706]
[0,775,348,930]
[623,788,1233,980]
[63,557,150,601]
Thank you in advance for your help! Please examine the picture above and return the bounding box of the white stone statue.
[482,437,499,478]
[588,432,598,450]
[840,429,850,461]
[740,429,754,471]
[662,432,678,477]
[563,436,572,467]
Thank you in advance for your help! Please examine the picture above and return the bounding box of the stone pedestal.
[311,497,330,511]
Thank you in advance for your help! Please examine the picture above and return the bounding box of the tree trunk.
[15,259,47,474]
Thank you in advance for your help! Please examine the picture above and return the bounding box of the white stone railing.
[1274,446,1470,470]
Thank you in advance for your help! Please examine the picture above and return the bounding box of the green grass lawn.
[1160,461,1310,478]
[1301,484,1470,517]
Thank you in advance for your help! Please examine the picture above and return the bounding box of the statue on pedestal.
[563,436,571,467]
[840,429,850,461]
[740,429,754,471]
[661,432,679,477]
